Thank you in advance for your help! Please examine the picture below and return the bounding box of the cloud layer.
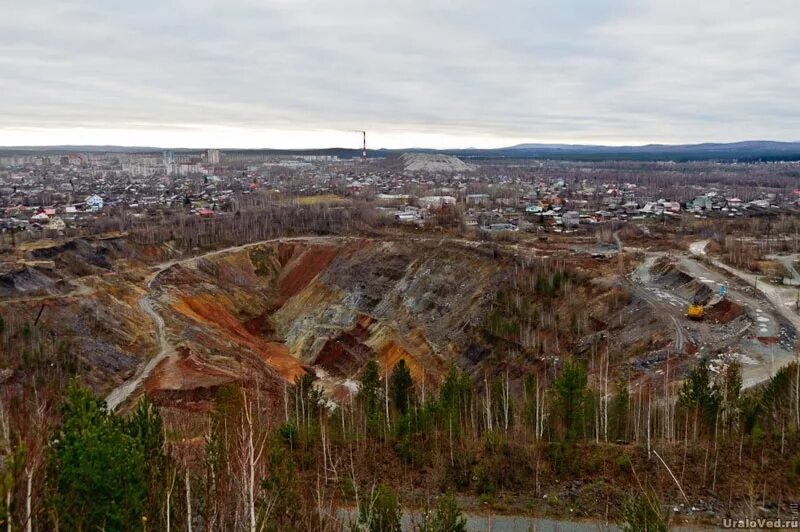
[2,0,798,148]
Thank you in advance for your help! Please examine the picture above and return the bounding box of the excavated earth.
[5,234,733,414]
[138,238,502,410]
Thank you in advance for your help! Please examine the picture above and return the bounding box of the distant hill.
[2,140,800,162]
[448,140,800,161]
[0,145,170,153]
[396,152,476,173]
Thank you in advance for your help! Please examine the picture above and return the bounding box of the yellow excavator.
[687,304,704,320]
[687,294,705,320]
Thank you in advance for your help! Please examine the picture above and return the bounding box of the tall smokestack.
[362,131,367,161]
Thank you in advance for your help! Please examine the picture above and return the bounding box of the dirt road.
[625,237,798,388]
[630,253,687,353]
[103,236,359,410]
[691,240,800,332]
[105,296,168,410]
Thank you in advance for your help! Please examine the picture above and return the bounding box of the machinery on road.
[687,304,704,320]
[687,292,706,320]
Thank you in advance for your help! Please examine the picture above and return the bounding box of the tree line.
[0,347,797,530]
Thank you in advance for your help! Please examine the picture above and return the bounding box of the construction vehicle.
[687,304,704,320]
[687,294,705,320]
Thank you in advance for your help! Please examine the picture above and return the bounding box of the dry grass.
[295,194,349,205]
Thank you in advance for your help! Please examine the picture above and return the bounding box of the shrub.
[416,493,467,532]
[358,483,401,532]
[620,488,669,532]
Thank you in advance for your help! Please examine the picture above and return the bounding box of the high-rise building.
[207,149,220,165]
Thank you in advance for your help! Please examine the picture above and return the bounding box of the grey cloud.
[1,0,799,146]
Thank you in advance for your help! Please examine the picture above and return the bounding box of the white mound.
[400,152,476,173]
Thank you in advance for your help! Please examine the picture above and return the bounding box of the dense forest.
[0,279,798,530]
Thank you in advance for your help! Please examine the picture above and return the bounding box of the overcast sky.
[1,0,798,148]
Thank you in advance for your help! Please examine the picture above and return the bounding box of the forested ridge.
[0,208,799,530]
[0,311,798,530]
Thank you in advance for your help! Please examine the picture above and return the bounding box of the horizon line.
[1,139,800,152]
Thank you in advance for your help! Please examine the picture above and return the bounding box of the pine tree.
[47,383,155,531]
[390,359,413,415]
[360,360,382,416]
[127,397,168,527]
[678,357,721,434]
[552,357,588,442]
[358,483,401,532]
[417,492,467,532]
[359,359,384,436]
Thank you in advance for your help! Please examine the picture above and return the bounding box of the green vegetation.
[389,359,412,415]
[0,311,797,530]
[249,246,278,277]
[47,382,166,531]
[416,493,467,532]
[357,484,401,532]
[620,488,669,532]
[552,357,588,441]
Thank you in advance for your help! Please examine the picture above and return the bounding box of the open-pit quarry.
[2,232,798,417]
[98,236,506,412]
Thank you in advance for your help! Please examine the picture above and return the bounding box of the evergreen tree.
[390,359,413,415]
[359,359,384,436]
[620,488,669,532]
[439,366,469,438]
[678,357,721,430]
[722,361,743,432]
[417,492,467,532]
[47,383,157,531]
[609,384,630,442]
[127,397,168,526]
[552,357,588,441]
[358,483,401,532]
[260,437,299,531]
[359,360,382,415]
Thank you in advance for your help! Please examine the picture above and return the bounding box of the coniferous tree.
[417,493,467,532]
[359,359,384,436]
[620,487,669,532]
[678,357,721,435]
[358,483,401,532]
[609,384,630,442]
[47,383,162,531]
[390,360,413,415]
[552,357,588,442]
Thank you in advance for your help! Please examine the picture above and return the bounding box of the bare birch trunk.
[385,366,391,432]
[185,469,193,532]
[25,466,33,532]
[484,374,493,432]
[6,488,11,532]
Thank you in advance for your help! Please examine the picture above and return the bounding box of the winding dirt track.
[104,278,168,410]
[691,240,800,332]
[103,236,356,410]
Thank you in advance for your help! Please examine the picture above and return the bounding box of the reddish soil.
[705,299,744,324]
[156,264,206,287]
[256,342,309,381]
[277,242,297,267]
[174,294,255,344]
[376,341,423,381]
[172,293,307,381]
[243,312,276,336]
[313,316,376,376]
[146,347,239,393]
[277,246,340,300]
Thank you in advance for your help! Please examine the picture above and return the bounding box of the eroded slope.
[141,238,501,408]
